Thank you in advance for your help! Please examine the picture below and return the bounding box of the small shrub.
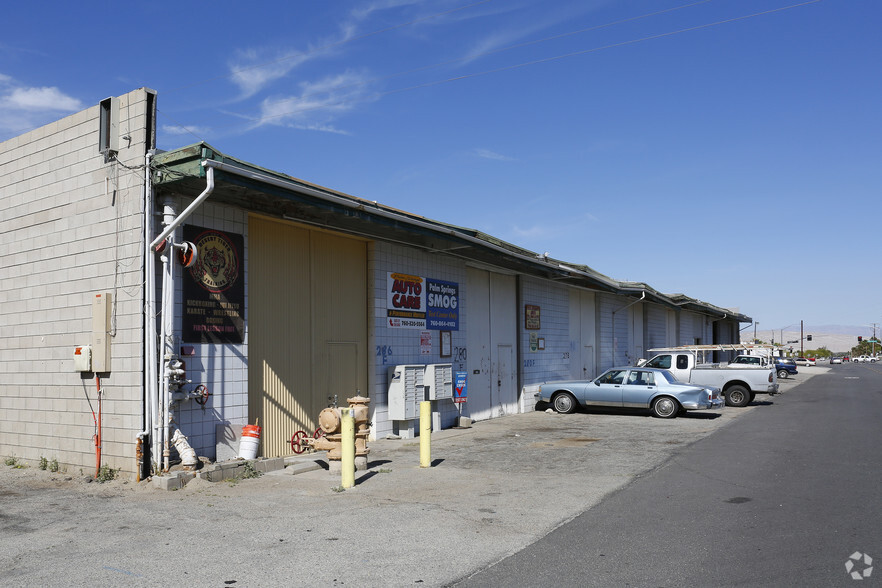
[49,459,59,473]
[39,457,48,470]
[241,460,262,479]
[96,465,117,483]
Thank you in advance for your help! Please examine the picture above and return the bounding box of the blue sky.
[2,0,879,332]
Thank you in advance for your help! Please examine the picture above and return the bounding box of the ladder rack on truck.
[647,344,777,365]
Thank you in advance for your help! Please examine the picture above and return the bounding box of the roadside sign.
[453,371,467,404]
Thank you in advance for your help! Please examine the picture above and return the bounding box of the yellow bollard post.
[420,401,431,468]
[341,408,355,488]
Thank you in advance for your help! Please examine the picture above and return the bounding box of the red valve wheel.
[291,430,308,454]
[194,385,211,406]
[313,427,325,439]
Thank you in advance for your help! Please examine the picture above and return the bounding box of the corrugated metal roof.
[152,142,750,321]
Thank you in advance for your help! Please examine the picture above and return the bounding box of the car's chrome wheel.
[552,393,576,414]
[651,396,678,419]
[777,369,789,379]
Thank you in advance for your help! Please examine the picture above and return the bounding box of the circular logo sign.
[189,230,239,293]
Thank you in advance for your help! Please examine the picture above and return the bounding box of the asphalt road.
[457,361,882,587]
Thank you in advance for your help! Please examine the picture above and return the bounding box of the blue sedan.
[536,367,723,419]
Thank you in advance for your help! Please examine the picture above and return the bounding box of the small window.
[627,371,655,386]
[676,355,689,370]
[645,355,671,369]
[597,370,626,385]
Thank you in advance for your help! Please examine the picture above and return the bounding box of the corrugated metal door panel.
[598,294,616,372]
[679,312,694,346]
[490,273,517,417]
[248,216,313,457]
[466,267,492,421]
[579,291,597,379]
[311,230,367,406]
[646,305,667,351]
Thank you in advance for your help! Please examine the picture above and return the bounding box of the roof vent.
[98,96,119,162]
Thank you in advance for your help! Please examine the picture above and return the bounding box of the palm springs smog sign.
[182,225,244,343]
[386,272,459,330]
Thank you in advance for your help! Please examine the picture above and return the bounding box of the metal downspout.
[139,150,156,480]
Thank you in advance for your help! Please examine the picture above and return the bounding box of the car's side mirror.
[594,381,600,386]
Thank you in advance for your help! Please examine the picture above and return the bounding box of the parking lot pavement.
[0,370,828,587]
[777,365,831,389]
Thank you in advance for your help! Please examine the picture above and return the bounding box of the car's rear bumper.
[682,398,724,411]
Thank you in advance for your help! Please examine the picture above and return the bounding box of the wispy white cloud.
[472,148,515,162]
[459,2,604,65]
[252,71,376,134]
[0,74,84,137]
[161,124,211,137]
[228,48,314,99]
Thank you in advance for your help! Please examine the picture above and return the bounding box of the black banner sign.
[182,225,245,343]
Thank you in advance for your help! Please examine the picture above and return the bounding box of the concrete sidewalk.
[0,369,828,587]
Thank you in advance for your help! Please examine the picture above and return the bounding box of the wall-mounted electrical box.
[74,345,92,372]
[91,292,112,372]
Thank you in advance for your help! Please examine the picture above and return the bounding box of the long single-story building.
[0,88,749,478]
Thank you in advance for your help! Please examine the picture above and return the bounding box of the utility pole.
[800,320,804,357]
[872,323,879,356]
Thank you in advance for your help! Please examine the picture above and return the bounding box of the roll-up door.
[248,216,367,457]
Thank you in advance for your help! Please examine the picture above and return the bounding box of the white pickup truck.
[639,349,778,407]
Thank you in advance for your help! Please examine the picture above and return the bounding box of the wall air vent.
[98,96,119,161]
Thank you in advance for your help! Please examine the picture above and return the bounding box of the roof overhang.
[151,144,622,293]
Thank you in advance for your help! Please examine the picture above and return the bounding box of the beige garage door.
[248,216,367,457]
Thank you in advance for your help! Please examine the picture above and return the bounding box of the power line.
[159,0,822,136]
[219,0,719,121]
[162,0,495,96]
[236,0,824,128]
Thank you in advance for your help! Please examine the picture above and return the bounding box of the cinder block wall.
[0,89,153,477]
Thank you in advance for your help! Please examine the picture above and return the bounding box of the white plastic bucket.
[237,424,261,459]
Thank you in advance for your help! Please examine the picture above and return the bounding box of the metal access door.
[582,345,595,380]
[466,268,517,421]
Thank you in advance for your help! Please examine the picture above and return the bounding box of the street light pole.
[754,322,759,343]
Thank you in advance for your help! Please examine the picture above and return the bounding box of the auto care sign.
[387,273,427,329]
[387,273,460,330]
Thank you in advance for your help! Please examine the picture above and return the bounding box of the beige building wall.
[0,88,155,476]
